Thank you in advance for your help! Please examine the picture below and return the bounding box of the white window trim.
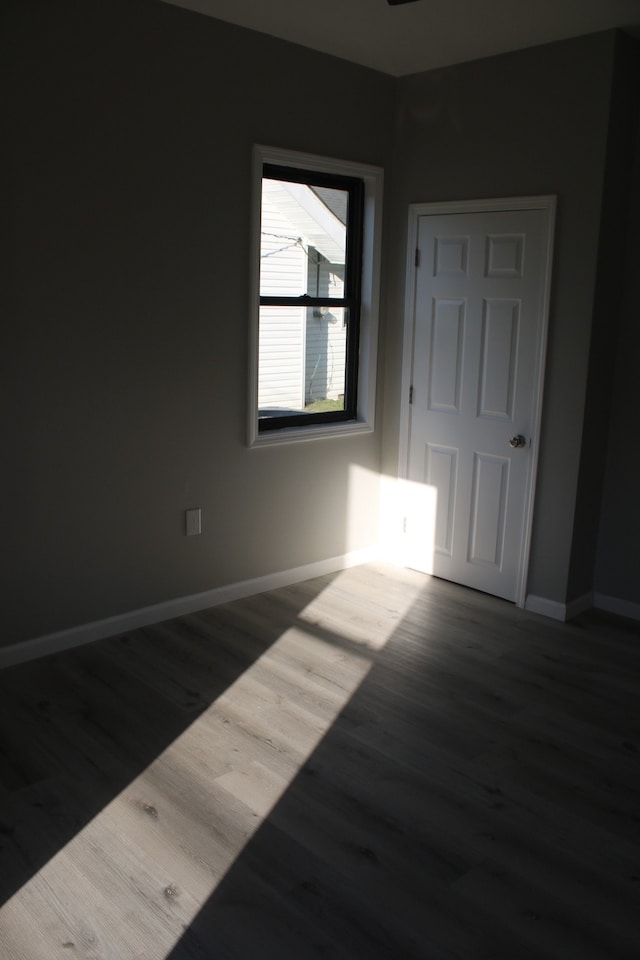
[248,145,384,447]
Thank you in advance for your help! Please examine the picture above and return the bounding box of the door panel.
[478,299,519,420]
[406,207,551,602]
[428,299,465,412]
[468,452,509,567]
[425,443,457,558]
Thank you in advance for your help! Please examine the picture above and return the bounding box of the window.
[249,147,383,445]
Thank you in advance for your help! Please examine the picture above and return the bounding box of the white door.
[403,200,554,603]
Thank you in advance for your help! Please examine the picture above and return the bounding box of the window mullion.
[259,296,353,308]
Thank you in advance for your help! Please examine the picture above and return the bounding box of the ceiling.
[160,0,640,76]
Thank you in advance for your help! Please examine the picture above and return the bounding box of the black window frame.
[258,163,365,433]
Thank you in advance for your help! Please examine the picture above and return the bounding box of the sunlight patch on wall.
[344,463,383,555]
[379,475,438,574]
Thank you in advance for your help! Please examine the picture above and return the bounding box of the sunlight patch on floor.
[1,568,424,960]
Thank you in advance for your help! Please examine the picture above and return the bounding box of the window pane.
[258,305,347,418]
[260,179,346,299]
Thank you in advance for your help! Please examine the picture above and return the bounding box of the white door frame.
[397,196,556,607]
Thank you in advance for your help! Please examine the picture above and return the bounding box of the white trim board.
[594,593,640,623]
[525,592,593,622]
[0,547,379,670]
[525,594,569,621]
[526,592,640,623]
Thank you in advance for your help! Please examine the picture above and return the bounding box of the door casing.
[397,196,556,607]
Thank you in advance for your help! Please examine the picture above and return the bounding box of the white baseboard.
[593,593,640,622]
[565,592,594,620]
[524,595,568,621]
[0,546,380,670]
[525,590,640,623]
[524,592,593,622]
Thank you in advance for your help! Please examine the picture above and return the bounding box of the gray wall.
[4,1,638,651]
[567,33,640,604]
[594,100,640,608]
[3,0,394,646]
[382,32,618,606]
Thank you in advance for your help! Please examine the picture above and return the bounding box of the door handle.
[508,434,527,448]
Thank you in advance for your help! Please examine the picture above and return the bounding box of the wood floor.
[0,563,639,959]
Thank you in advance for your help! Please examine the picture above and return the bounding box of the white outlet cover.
[186,508,201,536]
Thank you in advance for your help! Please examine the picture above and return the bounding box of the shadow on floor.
[164,578,640,960]
[0,575,335,909]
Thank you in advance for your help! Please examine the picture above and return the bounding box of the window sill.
[250,419,374,447]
